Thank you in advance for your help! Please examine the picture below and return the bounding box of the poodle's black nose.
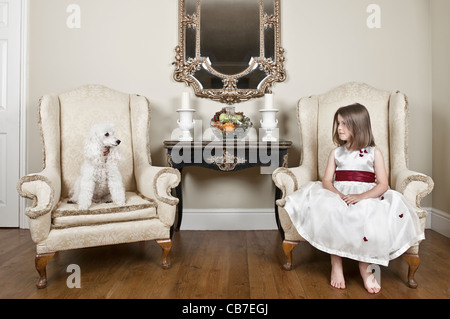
[116,140,121,145]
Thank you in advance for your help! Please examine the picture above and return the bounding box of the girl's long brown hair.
[332,103,376,151]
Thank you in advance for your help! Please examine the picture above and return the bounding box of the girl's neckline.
[342,145,371,152]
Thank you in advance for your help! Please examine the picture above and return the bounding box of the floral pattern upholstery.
[17,85,181,255]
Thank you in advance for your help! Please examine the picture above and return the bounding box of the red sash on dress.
[335,170,375,183]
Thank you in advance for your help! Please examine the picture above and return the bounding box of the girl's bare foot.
[330,255,346,289]
[359,262,381,294]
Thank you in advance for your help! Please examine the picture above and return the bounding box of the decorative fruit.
[213,121,223,129]
[210,107,252,139]
[219,113,229,122]
[223,122,235,133]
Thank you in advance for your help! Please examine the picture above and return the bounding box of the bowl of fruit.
[210,107,253,140]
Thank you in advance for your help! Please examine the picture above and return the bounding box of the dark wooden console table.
[163,140,292,233]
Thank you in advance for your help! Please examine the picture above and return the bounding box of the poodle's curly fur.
[68,122,126,210]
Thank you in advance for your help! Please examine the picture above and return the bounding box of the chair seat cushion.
[52,192,157,229]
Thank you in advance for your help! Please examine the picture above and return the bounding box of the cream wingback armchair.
[272,82,433,288]
[17,85,181,288]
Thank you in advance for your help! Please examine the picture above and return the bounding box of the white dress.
[284,146,424,266]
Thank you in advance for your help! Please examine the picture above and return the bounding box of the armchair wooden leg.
[402,253,420,289]
[35,253,55,289]
[156,239,172,270]
[282,240,299,271]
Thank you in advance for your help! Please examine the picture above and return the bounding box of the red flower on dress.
[399,214,404,218]
[380,196,384,200]
[363,237,368,242]
[359,149,368,157]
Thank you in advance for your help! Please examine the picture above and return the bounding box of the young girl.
[283,103,424,294]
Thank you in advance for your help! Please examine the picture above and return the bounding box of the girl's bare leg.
[359,262,381,294]
[330,255,346,289]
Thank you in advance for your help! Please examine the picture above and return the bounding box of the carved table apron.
[163,140,292,235]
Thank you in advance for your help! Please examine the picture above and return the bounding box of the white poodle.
[68,122,126,210]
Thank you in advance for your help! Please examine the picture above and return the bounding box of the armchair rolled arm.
[392,168,434,216]
[17,167,61,219]
[17,167,61,243]
[272,165,316,207]
[135,165,181,226]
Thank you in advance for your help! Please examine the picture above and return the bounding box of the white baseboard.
[429,207,450,238]
[425,207,432,229]
[181,207,449,238]
[180,208,278,230]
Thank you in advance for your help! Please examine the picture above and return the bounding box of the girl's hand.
[342,194,365,205]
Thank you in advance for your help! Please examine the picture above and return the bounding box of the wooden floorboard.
[0,228,448,299]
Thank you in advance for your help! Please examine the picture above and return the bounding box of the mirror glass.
[174,0,286,104]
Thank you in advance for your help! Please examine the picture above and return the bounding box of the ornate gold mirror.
[173,0,286,105]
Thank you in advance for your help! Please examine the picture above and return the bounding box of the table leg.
[275,187,285,240]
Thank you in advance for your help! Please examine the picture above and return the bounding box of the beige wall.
[431,0,450,214]
[26,0,434,221]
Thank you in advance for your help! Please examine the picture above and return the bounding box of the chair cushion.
[52,192,157,229]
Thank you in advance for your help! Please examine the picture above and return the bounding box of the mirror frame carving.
[173,0,286,105]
